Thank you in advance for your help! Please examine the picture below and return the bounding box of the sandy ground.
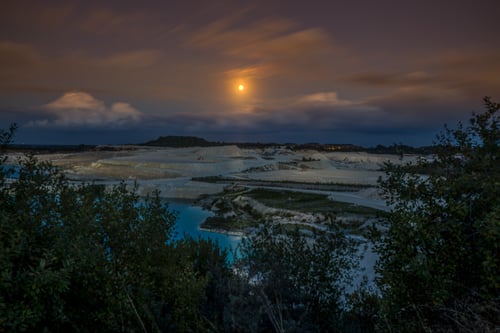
[11,145,414,206]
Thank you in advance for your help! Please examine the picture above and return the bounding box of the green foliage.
[229,223,359,332]
[343,281,380,333]
[0,123,17,151]
[375,97,500,331]
[246,188,381,216]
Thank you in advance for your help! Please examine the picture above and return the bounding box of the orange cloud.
[187,16,341,79]
[30,91,142,127]
[80,8,148,36]
[0,41,41,68]
[92,50,163,69]
[295,92,354,107]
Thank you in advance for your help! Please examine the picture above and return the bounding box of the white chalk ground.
[27,146,414,204]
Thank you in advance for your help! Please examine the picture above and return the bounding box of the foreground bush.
[376,97,500,331]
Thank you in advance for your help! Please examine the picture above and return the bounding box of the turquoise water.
[168,201,242,260]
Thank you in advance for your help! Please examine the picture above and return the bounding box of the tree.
[375,97,500,331]
[228,223,358,332]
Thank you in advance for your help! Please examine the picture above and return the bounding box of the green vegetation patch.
[245,188,381,216]
[192,176,372,191]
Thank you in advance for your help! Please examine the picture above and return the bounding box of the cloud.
[160,91,383,134]
[294,92,356,107]
[347,71,438,87]
[340,48,500,127]
[29,92,143,127]
[264,92,383,129]
[0,2,76,33]
[0,41,43,82]
[92,50,163,69]
[347,48,500,99]
[187,16,344,81]
[190,17,335,60]
[0,41,42,68]
[81,8,146,34]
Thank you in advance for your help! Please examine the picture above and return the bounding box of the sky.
[1,0,499,146]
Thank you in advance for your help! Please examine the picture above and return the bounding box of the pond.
[168,200,243,261]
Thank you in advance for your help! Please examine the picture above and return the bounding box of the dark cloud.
[0,41,42,69]
[347,71,439,87]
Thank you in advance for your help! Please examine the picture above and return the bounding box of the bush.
[231,223,359,332]
[375,97,500,331]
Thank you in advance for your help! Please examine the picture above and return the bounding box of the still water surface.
[168,201,242,260]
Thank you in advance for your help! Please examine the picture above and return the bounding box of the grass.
[245,188,382,216]
[199,185,386,235]
[192,176,372,191]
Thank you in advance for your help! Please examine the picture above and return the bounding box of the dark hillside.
[142,136,219,147]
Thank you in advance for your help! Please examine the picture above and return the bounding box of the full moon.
[238,84,245,91]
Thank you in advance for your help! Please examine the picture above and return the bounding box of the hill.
[142,136,219,147]
[142,135,435,154]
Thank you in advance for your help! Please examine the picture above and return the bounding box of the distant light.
[238,84,245,91]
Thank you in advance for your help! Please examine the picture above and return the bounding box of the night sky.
[1,0,499,146]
